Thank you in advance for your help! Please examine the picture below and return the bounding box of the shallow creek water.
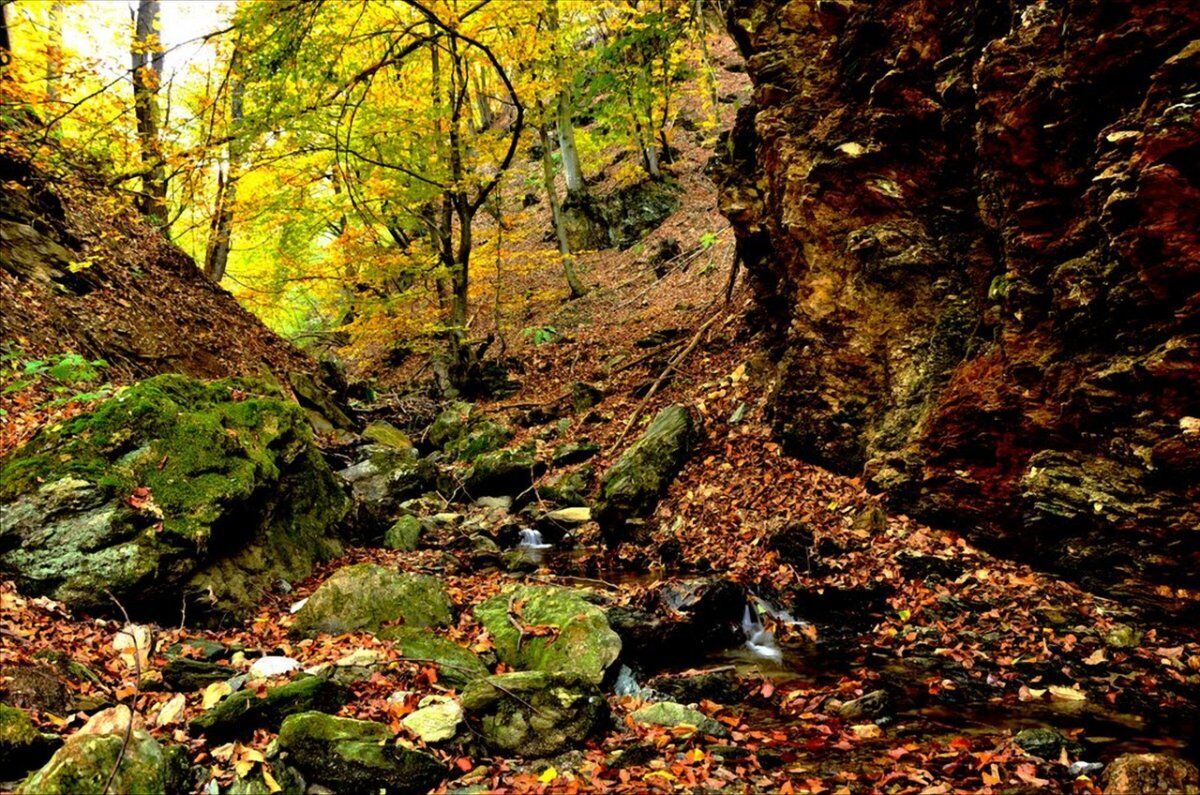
[518,536,1200,769]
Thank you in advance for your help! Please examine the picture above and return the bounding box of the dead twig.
[103,590,141,795]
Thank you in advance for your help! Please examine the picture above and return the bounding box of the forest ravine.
[1,2,1198,795]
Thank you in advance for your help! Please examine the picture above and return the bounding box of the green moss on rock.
[461,671,608,757]
[0,375,346,619]
[384,515,422,551]
[593,405,695,534]
[276,711,446,795]
[290,564,452,637]
[474,586,620,684]
[189,676,347,740]
[630,702,728,737]
[18,723,184,794]
[378,626,490,687]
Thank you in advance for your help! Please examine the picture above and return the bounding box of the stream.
[505,531,1200,771]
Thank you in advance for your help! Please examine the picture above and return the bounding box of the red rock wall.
[718,0,1200,601]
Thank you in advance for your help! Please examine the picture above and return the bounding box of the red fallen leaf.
[760,681,775,698]
[455,757,473,772]
[949,736,972,751]
[128,486,151,509]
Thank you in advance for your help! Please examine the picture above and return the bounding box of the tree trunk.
[1,2,13,71]
[132,0,168,227]
[45,1,64,102]
[470,65,493,130]
[204,71,243,283]
[545,0,585,197]
[538,119,586,298]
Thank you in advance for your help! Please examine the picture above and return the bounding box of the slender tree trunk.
[132,0,168,227]
[470,65,493,130]
[430,27,453,310]
[538,118,585,298]
[204,72,242,283]
[545,0,585,197]
[45,1,63,102]
[0,3,12,71]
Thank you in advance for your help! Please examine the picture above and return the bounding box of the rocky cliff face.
[718,0,1199,601]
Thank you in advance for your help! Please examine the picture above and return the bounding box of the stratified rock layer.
[718,0,1200,601]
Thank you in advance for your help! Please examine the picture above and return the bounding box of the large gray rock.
[474,586,620,684]
[593,405,696,538]
[276,711,446,795]
[337,456,436,537]
[291,564,452,637]
[0,375,346,620]
[461,671,609,757]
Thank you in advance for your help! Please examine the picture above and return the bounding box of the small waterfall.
[742,604,784,662]
[517,528,551,549]
[741,594,808,662]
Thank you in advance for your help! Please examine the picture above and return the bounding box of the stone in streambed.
[1014,727,1083,760]
[401,695,462,743]
[276,711,446,795]
[161,657,232,691]
[836,689,891,720]
[189,676,347,739]
[290,564,452,637]
[1103,753,1199,794]
[463,444,544,496]
[630,702,728,737]
[461,671,608,758]
[474,586,620,684]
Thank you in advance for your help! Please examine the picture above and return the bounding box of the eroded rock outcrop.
[719,0,1200,600]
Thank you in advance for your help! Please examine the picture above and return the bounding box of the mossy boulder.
[161,657,233,691]
[427,401,477,449]
[539,466,593,507]
[630,702,728,737]
[189,676,347,740]
[0,705,58,775]
[474,586,620,684]
[463,444,544,497]
[379,626,490,687]
[445,419,514,462]
[384,515,423,551]
[0,375,346,620]
[551,440,600,466]
[593,405,695,536]
[461,671,608,757]
[276,711,446,795]
[361,421,414,453]
[291,564,452,637]
[18,710,186,795]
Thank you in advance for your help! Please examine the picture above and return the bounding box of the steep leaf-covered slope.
[718,0,1199,601]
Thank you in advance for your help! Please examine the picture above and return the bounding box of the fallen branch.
[609,313,724,452]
